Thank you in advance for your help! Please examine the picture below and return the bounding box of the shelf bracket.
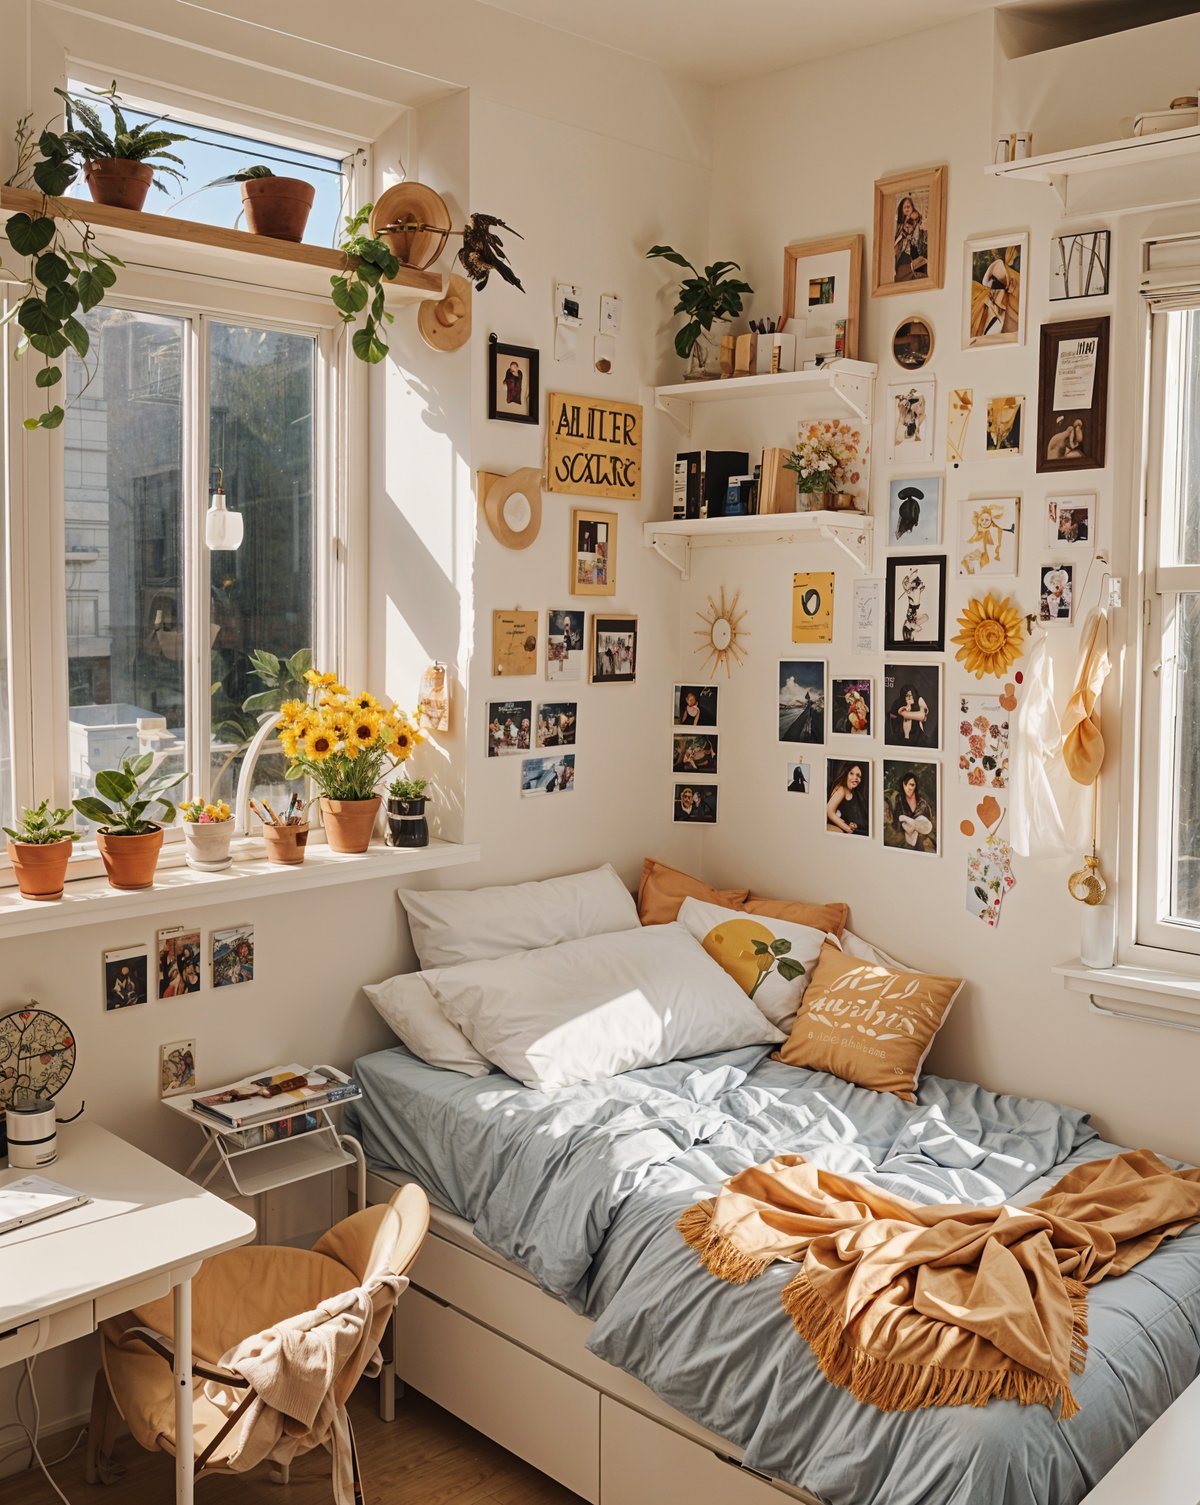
[817,520,872,571]
[829,368,874,423]
[653,391,693,435]
[648,530,691,580]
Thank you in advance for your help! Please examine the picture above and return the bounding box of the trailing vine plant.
[330,203,399,365]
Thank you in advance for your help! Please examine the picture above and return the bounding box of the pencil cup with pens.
[252,794,310,866]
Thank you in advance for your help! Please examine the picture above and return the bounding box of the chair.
[87,1183,429,1502]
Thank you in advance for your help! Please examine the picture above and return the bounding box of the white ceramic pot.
[184,821,234,872]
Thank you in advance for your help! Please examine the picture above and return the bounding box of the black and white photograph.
[826,759,871,837]
[591,615,638,683]
[786,761,813,794]
[884,555,946,651]
[487,699,533,756]
[487,337,539,424]
[672,734,719,774]
[1039,564,1074,623]
[673,783,718,824]
[674,683,718,728]
[1050,231,1110,301]
[882,759,940,855]
[546,608,585,681]
[520,753,575,796]
[778,660,826,744]
[104,946,149,1011]
[1045,495,1094,547]
[536,702,577,747]
[886,377,936,464]
[830,677,873,736]
[883,663,942,750]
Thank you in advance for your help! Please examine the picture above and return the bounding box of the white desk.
[0,1122,256,1504]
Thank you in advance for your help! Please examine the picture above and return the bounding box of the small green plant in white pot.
[72,754,187,891]
[180,797,234,871]
[3,800,79,901]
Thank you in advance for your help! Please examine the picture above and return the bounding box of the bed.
[347,1041,1200,1505]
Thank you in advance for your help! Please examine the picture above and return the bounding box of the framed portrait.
[882,662,942,750]
[963,234,1027,349]
[887,378,936,464]
[1045,494,1095,548]
[1039,563,1075,624]
[884,555,946,652]
[986,395,1024,455]
[778,660,826,745]
[882,758,940,856]
[1036,317,1110,474]
[887,474,942,548]
[957,496,1020,577]
[674,683,718,727]
[892,316,934,370]
[535,701,577,748]
[546,608,585,681]
[782,234,864,364]
[826,758,871,838]
[672,733,719,774]
[830,677,873,736]
[591,614,637,683]
[871,165,948,298]
[570,508,617,596]
[521,753,575,796]
[1050,230,1110,301]
[673,783,718,825]
[786,761,812,794]
[487,337,539,424]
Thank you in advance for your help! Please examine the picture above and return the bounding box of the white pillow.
[424,923,782,1091]
[838,928,910,971]
[363,972,493,1078]
[398,863,640,969]
[676,895,829,1032]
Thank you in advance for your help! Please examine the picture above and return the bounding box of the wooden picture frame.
[590,614,638,684]
[782,234,863,362]
[570,508,617,596]
[1036,316,1109,474]
[487,337,539,424]
[872,165,948,298]
[884,555,946,653]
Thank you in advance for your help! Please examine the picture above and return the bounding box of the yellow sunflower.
[952,593,1025,679]
[350,712,381,747]
[307,724,335,760]
[352,691,381,712]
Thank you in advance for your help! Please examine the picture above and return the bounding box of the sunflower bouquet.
[274,670,425,801]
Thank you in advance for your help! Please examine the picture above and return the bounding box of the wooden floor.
[0,1386,584,1505]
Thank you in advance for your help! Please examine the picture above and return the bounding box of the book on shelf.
[190,1063,359,1128]
[675,450,750,520]
[758,447,798,514]
[225,1111,322,1150]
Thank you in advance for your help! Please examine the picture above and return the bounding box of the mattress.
[346,1044,1200,1505]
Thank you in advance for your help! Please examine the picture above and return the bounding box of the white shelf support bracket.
[817,520,872,571]
[652,390,693,434]
[648,530,691,580]
[830,368,874,422]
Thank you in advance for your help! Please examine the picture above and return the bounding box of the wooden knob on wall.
[418,274,472,352]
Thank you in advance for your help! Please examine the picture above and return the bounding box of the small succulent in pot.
[4,800,79,902]
[386,776,430,849]
[72,753,188,891]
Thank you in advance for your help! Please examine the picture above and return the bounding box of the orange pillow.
[637,858,749,925]
[745,894,849,939]
[774,940,962,1103]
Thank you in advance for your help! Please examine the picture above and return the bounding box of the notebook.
[0,1175,90,1237]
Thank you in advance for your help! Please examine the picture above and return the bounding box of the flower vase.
[183,822,234,872]
[796,484,836,514]
[684,319,729,382]
[386,797,429,849]
[320,796,381,854]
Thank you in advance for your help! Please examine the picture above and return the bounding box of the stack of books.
[189,1064,359,1129]
[673,447,796,520]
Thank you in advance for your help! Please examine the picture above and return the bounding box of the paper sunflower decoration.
[952,593,1025,679]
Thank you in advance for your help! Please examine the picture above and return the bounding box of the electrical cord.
[0,1360,78,1503]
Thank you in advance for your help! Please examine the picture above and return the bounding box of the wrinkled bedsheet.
[347,1045,1200,1505]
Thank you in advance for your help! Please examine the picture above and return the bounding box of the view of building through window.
[0,455,10,830]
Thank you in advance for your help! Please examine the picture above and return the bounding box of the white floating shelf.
[652,361,876,435]
[986,126,1200,216]
[644,511,873,579]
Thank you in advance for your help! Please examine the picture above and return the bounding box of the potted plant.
[72,754,187,890]
[784,420,865,512]
[56,82,189,211]
[385,776,429,849]
[180,798,234,871]
[645,244,753,380]
[3,800,79,901]
[274,671,424,853]
[201,165,315,243]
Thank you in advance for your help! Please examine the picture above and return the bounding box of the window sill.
[1054,959,1200,1031]
[0,839,480,940]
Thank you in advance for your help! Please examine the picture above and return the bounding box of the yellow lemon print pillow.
[677,896,830,1031]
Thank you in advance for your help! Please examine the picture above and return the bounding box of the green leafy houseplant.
[748,937,805,1001]
[3,800,79,845]
[4,799,79,901]
[387,776,428,802]
[197,165,315,242]
[72,754,187,835]
[55,82,189,193]
[645,244,753,359]
[331,204,399,364]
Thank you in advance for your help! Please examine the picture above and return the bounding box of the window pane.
[1168,591,1200,923]
[64,309,187,829]
[208,322,315,811]
[0,413,10,832]
[1163,308,1200,566]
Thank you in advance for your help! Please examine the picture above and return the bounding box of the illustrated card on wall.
[492,609,539,676]
[883,556,946,652]
[536,701,577,747]
[830,677,873,736]
[1045,495,1095,548]
[887,476,942,548]
[958,496,1020,577]
[947,387,973,464]
[212,926,254,989]
[957,692,1010,788]
[883,663,942,750]
[887,378,936,463]
[546,392,642,500]
[546,609,585,681]
[882,758,940,855]
[673,733,718,774]
[521,754,575,796]
[778,660,826,744]
[986,396,1024,455]
[966,835,1016,927]
[591,614,638,683]
[157,926,201,999]
[964,236,1026,350]
[571,509,617,597]
[852,579,881,655]
[487,699,532,756]
[792,571,834,644]
[160,1039,196,1097]
[1050,231,1110,301]
[104,946,149,1011]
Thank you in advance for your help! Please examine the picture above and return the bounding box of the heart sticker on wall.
[999,682,1018,712]
[976,795,1002,830]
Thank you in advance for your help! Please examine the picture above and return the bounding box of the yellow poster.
[545,392,642,500]
[792,572,834,644]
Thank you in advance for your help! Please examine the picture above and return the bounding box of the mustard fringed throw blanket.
[678,1149,1200,1419]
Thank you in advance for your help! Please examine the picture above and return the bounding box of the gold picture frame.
[872,165,948,298]
[570,507,617,597]
[782,234,863,362]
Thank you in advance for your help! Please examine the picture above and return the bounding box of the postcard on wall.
[1037,318,1109,473]
[887,378,936,464]
[985,395,1024,455]
[546,608,585,681]
[536,701,577,747]
[157,926,201,1000]
[212,926,254,989]
[160,1039,197,1098]
[591,615,637,683]
[673,733,718,774]
[852,579,881,655]
[487,699,532,756]
[571,508,617,596]
[492,609,538,676]
[958,496,1020,577]
[963,235,1026,350]
[1045,494,1095,548]
[792,571,834,644]
[778,660,826,745]
[887,476,942,548]
[830,677,873,736]
[883,663,942,751]
[826,759,871,838]
[957,692,1010,788]
[1040,563,1074,623]
[104,946,149,1011]
[882,758,940,855]
[786,761,813,794]
[521,753,575,796]
[947,387,973,464]
[673,783,717,825]
[674,683,718,727]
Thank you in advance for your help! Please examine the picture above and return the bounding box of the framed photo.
[957,691,1010,788]
[882,759,940,855]
[487,337,539,424]
[212,925,254,989]
[486,699,532,757]
[673,733,719,774]
[157,926,201,999]
[782,233,864,364]
[883,662,942,750]
[492,609,538,676]
[536,701,577,747]
[884,556,946,652]
[778,660,826,745]
[673,783,718,825]
[591,614,637,683]
[986,395,1024,455]
[887,378,936,463]
[892,315,934,371]
[1050,231,1110,301]
[546,608,585,681]
[1045,494,1095,547]
[571,508,617,596]
[1036,317,1110,474]
[159,1039,196,1097]
[887,475,942,548]
[958,496,1020,577]
[103,946,148,1011]
[830,677,873,736]
[786,761,812,794]
[963,234,1027,349]
[674,683,718,727]
[1039,564,1075,624]
[871,165,947,298]
[826,759,871,837]
[521,753,575,796]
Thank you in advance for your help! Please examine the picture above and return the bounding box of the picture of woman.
[893,194,928,284]
[673,735,718,774]
[787,762,810,794]
[1046,417,1086,464]
[826,760,870,837]
[883,760,939,854]
[673,683,718,727]
[831,677,872,736]
[969,248,1021,343]
[888,684,930,745]
[503,360,523,407]
[884,555,946,652]
[883,663,941,749]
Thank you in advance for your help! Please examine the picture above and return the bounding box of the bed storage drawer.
[396,1287,600,1502]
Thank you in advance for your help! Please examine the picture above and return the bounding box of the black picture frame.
[1036,316,1109,474]
[487,336,540,425]
[884,555,946,652]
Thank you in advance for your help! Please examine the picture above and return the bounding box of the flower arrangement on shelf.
[180,798,231,824]
[784,420,864,509]
[180,797,234,872]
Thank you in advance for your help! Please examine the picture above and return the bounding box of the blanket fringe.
[780,1269,1087,1422]
[676,1202,779,1285]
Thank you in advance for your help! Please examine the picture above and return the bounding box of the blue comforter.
[346,1045,1200,1505]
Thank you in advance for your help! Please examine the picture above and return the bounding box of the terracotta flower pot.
[262,824,309,866]
[6,838,73,901]
[240,177,315,242]
[95,826,164,891]
[183,822,234,872]
[84,160,154,212]
[320,796,380,854]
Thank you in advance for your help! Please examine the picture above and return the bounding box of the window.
[0,400,10,831]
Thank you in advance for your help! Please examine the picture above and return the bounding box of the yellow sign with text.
[792,571,835,644]
[546,392,642,501]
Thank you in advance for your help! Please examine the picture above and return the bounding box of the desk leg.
[173,1279,194,1505]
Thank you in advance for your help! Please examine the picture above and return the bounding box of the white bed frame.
[368,1167,1200,1505]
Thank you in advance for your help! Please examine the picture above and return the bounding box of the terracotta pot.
[240,177,315,242]
[262,824,309,866]
[84,160,154,212]
[184,821,234,872]
[6,838,73,901]
[95,826,164,891]
[320,796,380,854]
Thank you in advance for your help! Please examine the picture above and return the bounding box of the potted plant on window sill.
[3,800,80,901]
[72,754,187,890]
[385,776,430,849]
[645,244,753,381]
[180,797,234,871]
[200,165,315,243]
[56,82,189,212]
[274,671,425,854]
